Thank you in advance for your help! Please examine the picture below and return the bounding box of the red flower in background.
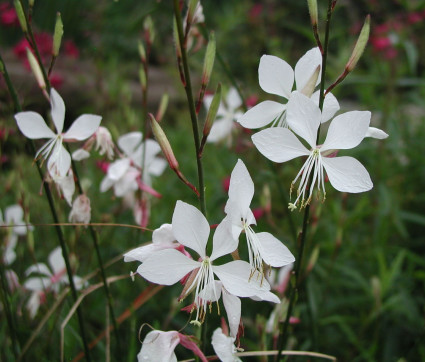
[0,2,19,27]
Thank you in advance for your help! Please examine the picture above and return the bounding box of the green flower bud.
[347,15,370,72]
[13,0,27,33]
[53,12,64,57]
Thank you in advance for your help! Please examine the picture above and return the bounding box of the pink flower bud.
[69,195,91,225]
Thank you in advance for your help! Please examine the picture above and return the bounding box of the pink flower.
[0,2,18,27]
[64,40,79,58]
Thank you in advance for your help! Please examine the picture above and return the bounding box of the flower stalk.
[276,0,334,359]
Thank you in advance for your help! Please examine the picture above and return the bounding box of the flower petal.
[211,328,241,362]
[237,100,285,129]
[25,262,51,277]
[252,290,281,304]
[107,158,131,180]
[227,159,254,218]
[64,114,101,141]
[207,118,233,143]
[365,127,389,139]
[50,88,65,133]
[311,91,340,123]
[321,111,371,152]
[48,247,65,275]
[294,47,322,92]
[15,112,56,139]
[138,330,180,362]
[213,260,271,298]
[172,201,209,258]
[222,288,241,339]
[259,55,294,98]
[226,87,242,110]
[48,144,71,177]
[72,149,90,161]
[153,223,175,244]
[286,91,321,147]
[118,132,142,157]
[24,277,51,291]
[322,156,373,193]
[210,216,238,261]
[252,127,309,163]
[137,249,199,285]
[257,232,295,267]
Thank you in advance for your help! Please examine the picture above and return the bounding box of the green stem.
[173,0,206,217]
[0,261,20,358]
[1,53,92,361]
[70,157,121,355]
[275,1,334,360]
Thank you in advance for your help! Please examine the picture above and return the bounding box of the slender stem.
[0,261,20,358]
[70,157,121,354]
[173,0,206,216]
[1,54,92,361]
[276,1,334,360]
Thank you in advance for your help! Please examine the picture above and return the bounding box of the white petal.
[257,232,295,267]
[15,112,56,139]
[286,91,321,147]
[50,88,65,133]
[100,176,114,192]
[259,55,294,98]
[210,216,238,261]
[4,235,17,265]
[252,290,281,303]
[222,289,241,339]
[24,277,51,291]
[322,156,373,193]
[138,330,180,362]
[64,114,101,141]
[213,260,271,298]
[143,139,162,164]
[124,244,158,263]
[226,87,242,110]
[72,149,90,161]
[237,101,285,129]
[5,204,24,224]
[25,263,51,277]
[198,281,222,302]
[211,328,241,362]
[227,159,254,218]
[147,158,167,178]
[48,144,71,177]
[365,127,389,139]
[107,158,131,180]
[137,249,199,285]
[152,223,175,244]
[294,47,322,91]
[172,201,209,258]
[49,247,65,275]
[118,132,142,157]
[207,118,233,143]
[56,171,75,206]
[311,91,340,123]
[252,127,309,163]
[321,111,371,152]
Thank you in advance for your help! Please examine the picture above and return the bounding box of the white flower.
[225,160,295,273]
[237,48,339,129]
[211,328,242,362]
[69,194,91,225]
[252,91,376,210]
[137,201,275,325]
[51,169,75,206]
[72,126,115,161]
[15,88,102,177]
[204,87,243,144]
[137,329,207,362]
[100,132,166,197]
[24,247,85,318]
[0,204,32,265]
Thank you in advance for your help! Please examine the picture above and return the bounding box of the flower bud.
[28,0,34,7]
[346,15,370,72]
[95,126,114,159]
[13,0,27,33]
[26,48,46,91]
[69,194,91,225]
[143,16,155,45]
[52,12,64,57]
[149,114,179,171]
[139,66,146,90]
[138,40,146,62]
[201,31,216,87]
[203,83,221,138]
[307,0,318,27]
[156,93,169,122]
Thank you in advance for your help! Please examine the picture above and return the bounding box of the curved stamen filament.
[244,224,265,280]
[271,110,287,128]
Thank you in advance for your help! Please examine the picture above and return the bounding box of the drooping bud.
[346,15,370,72]
[196,31,216,113]
[52,12,64,57]
[300,65,320,97]
[26,48,46,91]
[199,83,221,157]
[155,93,169,122]
[13,0,27,33]
[307,0,318,27]
[149,113,199,196]
[138,40,146,63]
[69,194,91,225]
